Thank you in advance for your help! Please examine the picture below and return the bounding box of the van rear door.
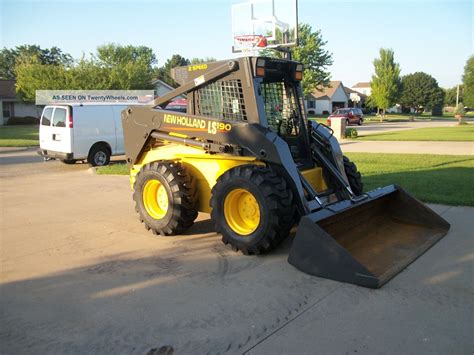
[39,107,54,151]
[50,106,72,153]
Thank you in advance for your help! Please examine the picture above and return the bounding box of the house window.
[2,102,13,118]
[307,100,315,109]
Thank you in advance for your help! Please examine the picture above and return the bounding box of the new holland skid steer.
[121,56,450,288]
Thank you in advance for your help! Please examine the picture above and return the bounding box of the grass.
[97,153,474,206]
[95,163,129,175]
[346,153,474,206]
[0,125,39,147]
[356,125,474,142]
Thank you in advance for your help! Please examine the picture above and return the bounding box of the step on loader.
[122,57,450,288]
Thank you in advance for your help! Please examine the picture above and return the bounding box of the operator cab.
[253,57,312,169]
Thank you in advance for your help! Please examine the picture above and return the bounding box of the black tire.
[346,118,350,126]
[61,159,77,164]
[88,145,110,166]
[358,118,363,125]
[210,165,295,255]
[133,161,198,236]
[343,155,363,195]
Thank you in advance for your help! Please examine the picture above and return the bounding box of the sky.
[1,0,472,88]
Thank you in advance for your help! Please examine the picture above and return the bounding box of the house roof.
[352,82,371,89]
[0,80,16,100]
[151,78,175,90]
[308,81,345,100]
[344,86,367,99]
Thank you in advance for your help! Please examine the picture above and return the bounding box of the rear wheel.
[210,165,295,255]
[134,161,198,235]
[88,145,110,166]
[346,118,350,126]
[343,156,363,195]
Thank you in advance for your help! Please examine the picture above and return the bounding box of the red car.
[165,98,187,113]
[327,108,363,126]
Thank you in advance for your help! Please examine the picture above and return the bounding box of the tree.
[15,44,157,101]
[399,72,444,114]
[263,23,333,96]
[190,57,217,64]
[156,54,190,87]
[370,48,401,116]
[444,85,463,107]
[463,55,474,107]
[96,44,156,69]
[0,45,73,79]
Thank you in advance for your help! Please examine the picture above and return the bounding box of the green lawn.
[357,125,474,142]
[0,125,39,147]
[346,153,474,206]
[97,153,474,206]
[96,163,129,175]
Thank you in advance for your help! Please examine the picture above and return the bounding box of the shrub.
[6,116,40,125]
[345,128,358,138]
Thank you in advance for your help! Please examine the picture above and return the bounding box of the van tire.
[88,145,110,166]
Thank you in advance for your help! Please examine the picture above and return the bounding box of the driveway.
[1,152,473,354]
[0,147,124,178]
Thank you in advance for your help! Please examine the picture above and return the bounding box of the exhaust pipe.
[288,185,450,288]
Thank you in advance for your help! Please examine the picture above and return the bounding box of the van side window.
[52,108,67,127]
[41,108,53,126]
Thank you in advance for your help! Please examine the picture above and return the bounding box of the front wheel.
[133,161,198,235]
[343,156,363,195]
[210,165,295,255]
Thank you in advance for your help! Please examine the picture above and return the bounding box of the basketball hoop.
[234,34,268,52]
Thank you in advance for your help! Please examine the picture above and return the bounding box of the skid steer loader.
[122,57,450,288]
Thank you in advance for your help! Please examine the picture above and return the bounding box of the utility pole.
[456,84,460,106]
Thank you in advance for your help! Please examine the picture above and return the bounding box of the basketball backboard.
[231,0,298,53]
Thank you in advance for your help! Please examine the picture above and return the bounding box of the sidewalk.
[340,140,474,155]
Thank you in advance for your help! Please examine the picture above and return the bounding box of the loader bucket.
[288,185,450,288]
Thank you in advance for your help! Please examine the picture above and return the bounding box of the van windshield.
[41,108,53,126]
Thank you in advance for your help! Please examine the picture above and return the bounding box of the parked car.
[165,98,187,113]
[327,108,363,126]
[38,104,127,166]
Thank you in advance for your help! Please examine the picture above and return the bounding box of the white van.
[38,105,127,166]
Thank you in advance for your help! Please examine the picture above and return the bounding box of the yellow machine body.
[131,144,328,214]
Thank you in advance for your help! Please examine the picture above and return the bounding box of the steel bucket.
[288,185,450,288]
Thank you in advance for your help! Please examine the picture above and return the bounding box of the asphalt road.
[1,149,473,354]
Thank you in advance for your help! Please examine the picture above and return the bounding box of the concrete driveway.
[1,151,473,354]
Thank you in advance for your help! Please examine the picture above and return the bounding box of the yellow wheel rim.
[142,179,169,219]
[224,188,260,235]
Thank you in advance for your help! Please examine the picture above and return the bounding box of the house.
[351,81,401,113]
[152,78,175,97]
[351,82,372,96]
[305,81,349,115]
[344,87,367,108]
[0,80,43,125]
